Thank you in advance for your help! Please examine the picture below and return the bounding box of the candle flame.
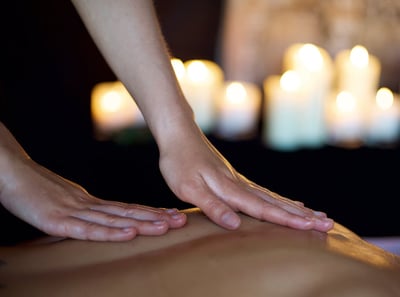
[350,45,369,68]
[297,43,323,72]
[171,58,186,81]
[376,87,394,110]
[226,82,247,104]
[280,70,301,92]
[100,91,124,113]
[336,91,356,112]
[186,61,210,83]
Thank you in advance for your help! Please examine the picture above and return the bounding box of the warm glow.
[100,91,124,113]
[91,81,144,136]
[280,70,301,92]
[350,45,369,68]
[297,43,323,72]
[336,91,356,112]
[376,87,394,110]
[186,60,210,83]
[171,58,185,81]
[226,82,247,104]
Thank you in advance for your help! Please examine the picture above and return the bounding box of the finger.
[234,192,334,232]
[197,172,311,230]
[88,203,187,229]
[212,177,332,231]
[245,180,331,221]
[193,189,241,230]
[71,209,174,236]
[243,180,313,214]
[47,216,138,241]
[222,186,316,230]
[161,208,188,228]
[255,189,333,231]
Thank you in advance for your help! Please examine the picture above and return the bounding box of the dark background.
[0,1,399,244]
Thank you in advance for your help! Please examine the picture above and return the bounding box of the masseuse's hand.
[159,126,334,233]
[0,160,187,241]
[0,123,186,242]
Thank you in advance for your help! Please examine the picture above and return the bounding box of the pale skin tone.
[0,0,334,242]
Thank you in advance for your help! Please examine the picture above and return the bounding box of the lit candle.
[215,80,261,140]
[366,87,400,145]
[263,70,305,151]
[325,91,365,148]
[171,57,186,84]
[283,43,333,88]
[335,45,381,103]
[179,59,224,133]
[282,43,333,148]
[91,81,145,140]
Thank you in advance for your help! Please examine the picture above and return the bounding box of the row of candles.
[91,43,400,151]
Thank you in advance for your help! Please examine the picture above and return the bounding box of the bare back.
[1,208,399,297]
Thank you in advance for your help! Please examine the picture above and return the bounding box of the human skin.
[0,0,333,243]
[69,0,333,230]
[0,121,188,242]
[0,208,399,297]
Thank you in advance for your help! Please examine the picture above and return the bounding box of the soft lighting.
[216,80,261,140]
[186,60,211,83]
[367,87,400,145]
[226,82,247,104]
[280,70,301,92]
[180,59,224,133]
[91,81,145,139]
[100,91,124,113]
[336,91,356,112]
[376,87,394,110]
[297,43,323,72]
[350,45,369,68]
[171,58,185,82]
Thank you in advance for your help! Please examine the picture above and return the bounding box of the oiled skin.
[1,208,399,297]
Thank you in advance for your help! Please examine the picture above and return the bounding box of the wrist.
[146,95,200,151]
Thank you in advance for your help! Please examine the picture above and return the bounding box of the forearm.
[71,0,197,149]
[0,122,31,166]
[0,122,30,204]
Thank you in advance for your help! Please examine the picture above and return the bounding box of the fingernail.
[222,212,240,229]
[172,214,183,220]
[321,218,334,226]
[165,208,179,214]
[313,211,327,218]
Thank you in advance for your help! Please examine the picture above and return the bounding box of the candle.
[91,81,145,140]
[263,71,305,151]
[282,43,333,148]
[171,57,186,84]
[366,87,400,145]
[215,80,262,140]
[179,59,224,133]
[335,45,381,103]
[325,91,365,148]
[283,43,333,88]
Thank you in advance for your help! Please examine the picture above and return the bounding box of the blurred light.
[171,58,185,82]
[280,70,301,92]
[336,91,356,112]
[350,45,369,68]
[297,43,324,72]
[376,87,394,110]
[226,81,247,104]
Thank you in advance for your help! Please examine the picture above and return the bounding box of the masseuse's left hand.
[159,125,334,233]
